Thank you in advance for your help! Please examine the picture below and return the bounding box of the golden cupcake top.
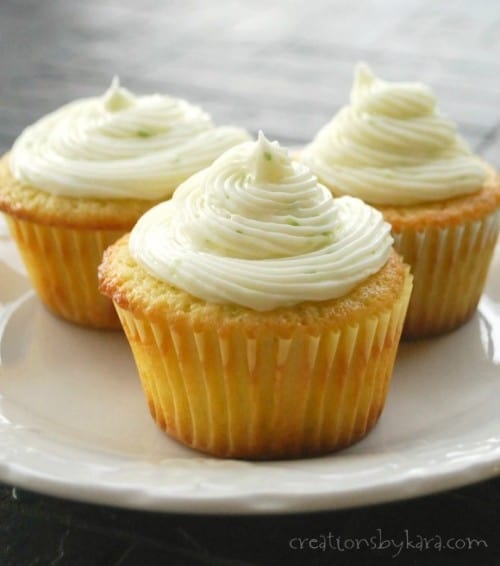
[129,132,393,311]
[302,63,488,206]
[9,77,250,200]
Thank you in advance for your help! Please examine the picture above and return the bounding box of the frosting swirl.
[129,132,393,311]
[303,63,487,205]
[9,77,250,200]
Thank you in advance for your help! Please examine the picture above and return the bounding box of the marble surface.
[1,0,499,564]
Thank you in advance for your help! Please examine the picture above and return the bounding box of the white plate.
[0,217,499,514]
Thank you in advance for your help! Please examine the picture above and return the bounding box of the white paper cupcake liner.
[114,269,412,459]
[392,209,499,339]
[4,215,123,328]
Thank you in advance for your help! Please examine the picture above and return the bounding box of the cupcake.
[302,64,500,339]
[0,78,250,328]
[99,132,412,459]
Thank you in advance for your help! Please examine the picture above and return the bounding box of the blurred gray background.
[0,0,499,166]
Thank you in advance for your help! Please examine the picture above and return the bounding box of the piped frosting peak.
[303,63,487,205]
[129,134,394,310]
[10,78,250,200]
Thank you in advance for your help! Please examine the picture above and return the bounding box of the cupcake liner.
[114,270,412,460]
[392,209,500,339]
[4,215,124,328]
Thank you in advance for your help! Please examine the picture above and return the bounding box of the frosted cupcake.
[0,78,250,328]
[99,133,412,459]
[302,64,500,339]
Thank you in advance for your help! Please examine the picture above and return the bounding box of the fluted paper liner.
[392,210,499,339]
[4,216,123,328]
[114,270,412,460]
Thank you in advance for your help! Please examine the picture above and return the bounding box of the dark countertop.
[1,480,500,565]
[1,1,500,564]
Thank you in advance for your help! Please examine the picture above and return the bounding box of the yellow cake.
[302,64,500,339]
[0,78,250,328]
[99,133,412,459]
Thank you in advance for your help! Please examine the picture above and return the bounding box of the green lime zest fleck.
[137,130,152,138]
[264,151,272,161]
[286,218,300,226]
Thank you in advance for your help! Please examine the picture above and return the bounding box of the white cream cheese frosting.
[9,77,250,200]
[129,132,393,311]
[303,63,487,206]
